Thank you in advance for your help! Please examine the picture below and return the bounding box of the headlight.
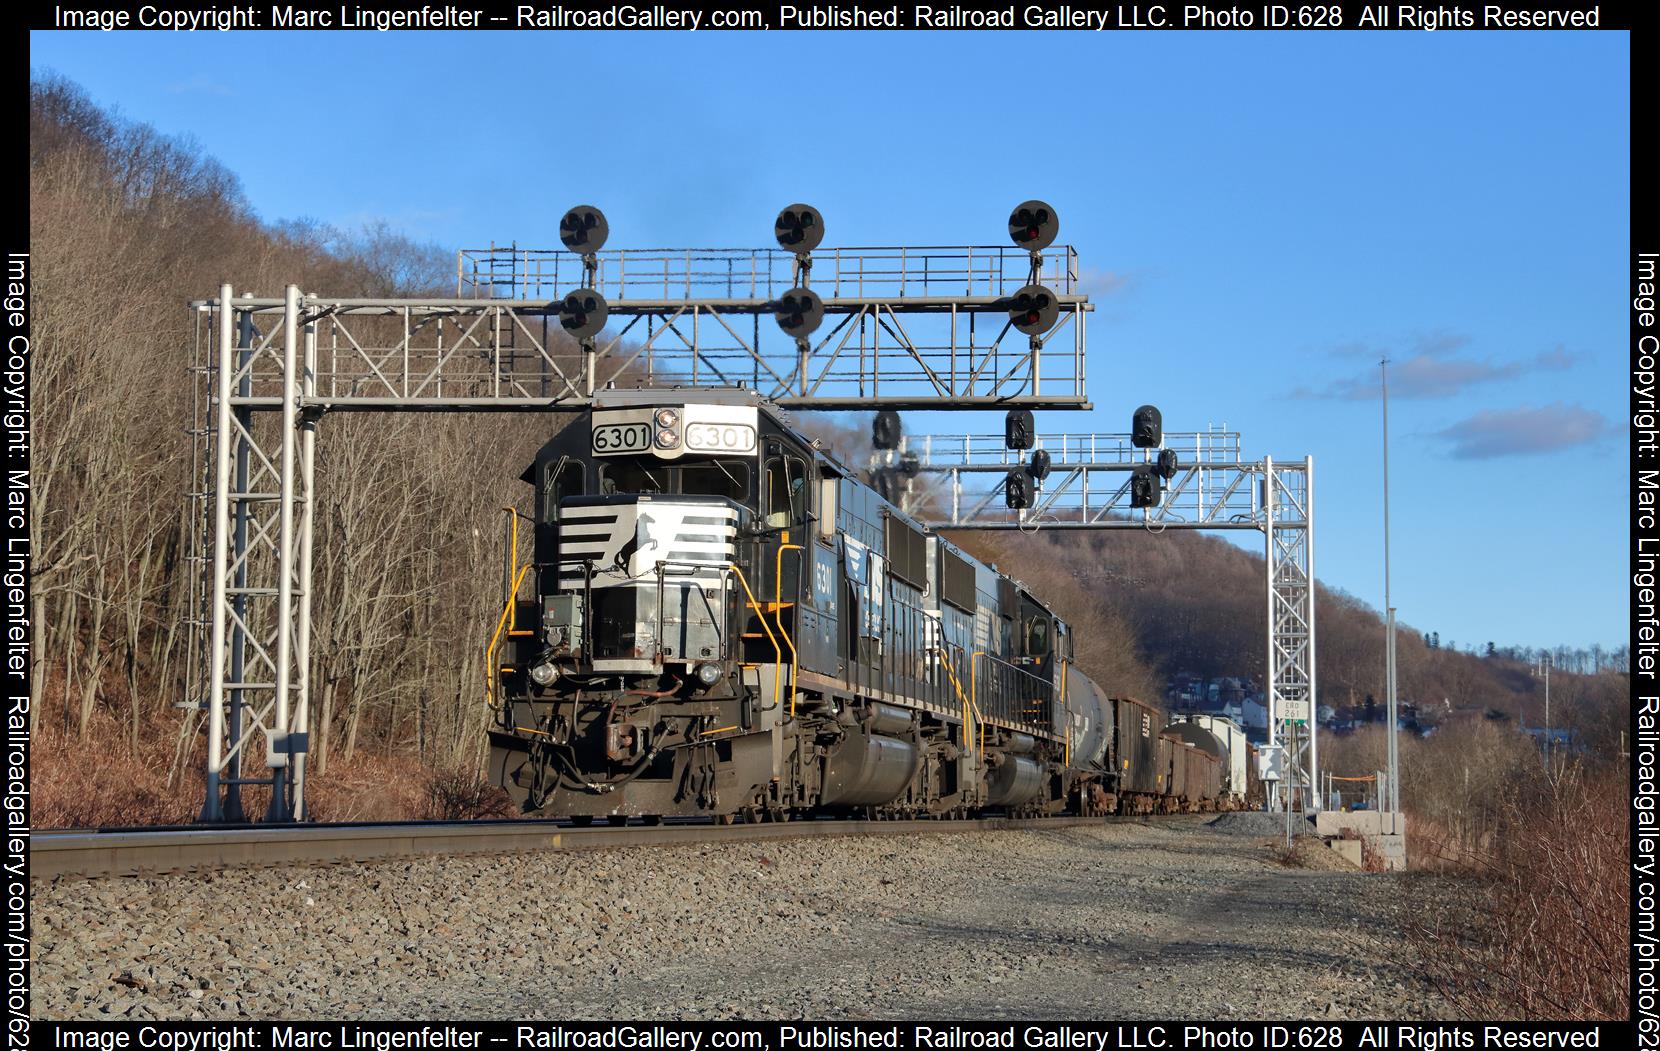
[655,428,680,449]
[529,660,559,686]
[654,408,679,428]
[694,662,724,687]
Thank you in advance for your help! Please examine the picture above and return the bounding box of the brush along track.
[30,814,1133,879]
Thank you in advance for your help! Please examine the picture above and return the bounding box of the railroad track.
[31,814,1129,880]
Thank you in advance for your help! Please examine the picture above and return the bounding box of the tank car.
[1168,713,1259,810]
[485,389,1122,823]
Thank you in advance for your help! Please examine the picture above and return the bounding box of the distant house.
[1521,726,1576,753]
[1223,696,1269,735]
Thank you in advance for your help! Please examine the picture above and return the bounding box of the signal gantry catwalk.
[181,201,1315,824]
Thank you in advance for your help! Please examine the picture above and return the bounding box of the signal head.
[1131,405,1163,449]
[1027,448,1052,481]
[872,410,903,451]
[776,287,825,339]
[1005,470,1031,510]
[775,203,825,253]
[558,288,609,340]
[1008,285,1059,337]
[559,205,609,253]
[1157,448,1180,481]
[1129,465,1163,509]
[1005,409,1036,450]
[1008,200,1059,251]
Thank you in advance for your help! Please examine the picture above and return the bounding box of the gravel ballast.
[32,817,1467,1020]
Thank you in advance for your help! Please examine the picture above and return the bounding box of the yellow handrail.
[485,562,533,710]
[729,562,785,716]
[485,506,534,711]
[935,647,982,760]
[774,544,803,716]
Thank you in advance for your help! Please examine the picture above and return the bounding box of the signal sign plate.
[1277,698,1311,723]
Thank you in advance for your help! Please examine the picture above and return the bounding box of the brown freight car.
[1110,696,1166,813]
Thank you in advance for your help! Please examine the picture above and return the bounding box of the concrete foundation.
[1326,838,1363,867]
[1314,810,1408,871]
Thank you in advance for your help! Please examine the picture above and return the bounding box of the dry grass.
[1269,834,1362,871]
[32,711,202,828]
[1411,768,1629,1020]
[419,768,518,821]
[31,707,494,828]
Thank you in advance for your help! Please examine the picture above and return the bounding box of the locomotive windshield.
[596,457,751,502]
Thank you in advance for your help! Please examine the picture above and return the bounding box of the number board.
[684,422,756,454]
[591,422,650,455]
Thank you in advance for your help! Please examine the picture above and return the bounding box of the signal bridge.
[180,200,1315,823]
[874,430,1318,809]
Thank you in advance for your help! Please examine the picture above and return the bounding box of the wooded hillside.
[28,74,1626,825]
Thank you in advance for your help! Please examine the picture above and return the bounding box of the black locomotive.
[486,389,1255,823]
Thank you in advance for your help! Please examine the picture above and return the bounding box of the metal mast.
[1382,358,1399,814]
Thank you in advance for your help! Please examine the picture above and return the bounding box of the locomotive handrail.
[728,562,785,710]
[971,649,1054,730]
[773,544,804,716]
[485,506,538,713]
[933,646,983,761]
[484,561,534,713]
[649,559,736,664]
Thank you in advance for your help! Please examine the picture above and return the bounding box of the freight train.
[486,389,1261,824]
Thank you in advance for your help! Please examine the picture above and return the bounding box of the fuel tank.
[820,731,920,807]
[985,755,1044,807]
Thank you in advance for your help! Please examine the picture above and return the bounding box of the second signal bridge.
[876,430,1318,810]
[879,429,1310,533]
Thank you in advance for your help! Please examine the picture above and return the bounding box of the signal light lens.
[655,408,680,428]
[559,289,609,340]
[775,203,825,252]
[559,205,609,253]
[1008,285,1058,336]
[776,287,825,338]
[655,428,680,450]
[1007,200,1059,251]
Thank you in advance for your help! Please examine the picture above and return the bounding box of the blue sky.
[30,30,1630,652]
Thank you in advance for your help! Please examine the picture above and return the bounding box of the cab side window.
[1026,616,1051,659]
[544,460,585,522]
[765,446,809,528]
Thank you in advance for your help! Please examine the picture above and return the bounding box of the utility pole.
[1535,653,1553,771]
[1381,358,1400,814]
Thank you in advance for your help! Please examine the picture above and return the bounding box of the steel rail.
[31,815,1110,881]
